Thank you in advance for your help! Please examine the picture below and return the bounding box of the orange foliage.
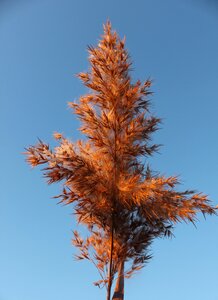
[25,21,216,299]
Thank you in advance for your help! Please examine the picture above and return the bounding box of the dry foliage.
[25,21,216,300]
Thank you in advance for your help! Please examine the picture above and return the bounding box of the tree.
[25,21,217,300]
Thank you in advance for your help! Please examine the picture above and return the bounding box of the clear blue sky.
[1,1,218,299]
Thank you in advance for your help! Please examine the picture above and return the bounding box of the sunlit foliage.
[25,21,216,300]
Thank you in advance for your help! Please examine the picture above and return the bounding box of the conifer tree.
[25,21,216,300]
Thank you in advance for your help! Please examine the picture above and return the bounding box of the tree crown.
[25,21,217,290]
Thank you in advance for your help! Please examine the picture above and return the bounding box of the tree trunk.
[112,261,124,300]
[106,221,114,300]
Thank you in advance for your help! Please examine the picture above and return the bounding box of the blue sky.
[1,1,218,299]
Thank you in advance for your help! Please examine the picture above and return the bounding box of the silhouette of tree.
[25,21,217,300]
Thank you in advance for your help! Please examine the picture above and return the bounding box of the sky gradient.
[1,1,218,299]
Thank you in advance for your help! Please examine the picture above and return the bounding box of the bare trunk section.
[112,261,124,300]
[106,218,114,300]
